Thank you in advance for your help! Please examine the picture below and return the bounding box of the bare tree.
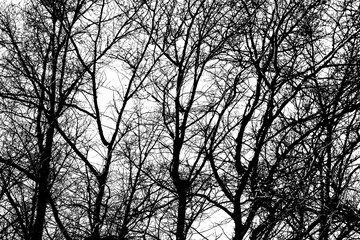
[43,1,164,239]
[202,0,360,239]
[1,0,360,240]
[139,0,237,239]
[0,0,94,239]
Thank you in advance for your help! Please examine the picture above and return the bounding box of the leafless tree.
[201,0,360,239]
[44,0,163,239]
[2,1,360,240]
[0,0,90,239]
[139,0,238,239]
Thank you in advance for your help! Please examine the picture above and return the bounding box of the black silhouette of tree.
[139,0,238,239]
[201,0,360,239]
[1,1,360,240]
[0,0,89,239]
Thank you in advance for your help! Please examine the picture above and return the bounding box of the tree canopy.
[1,0,360,239]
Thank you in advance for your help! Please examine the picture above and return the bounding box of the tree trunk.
[31,125,54,240]
[233,216,246,240]
[176,189,187,240]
